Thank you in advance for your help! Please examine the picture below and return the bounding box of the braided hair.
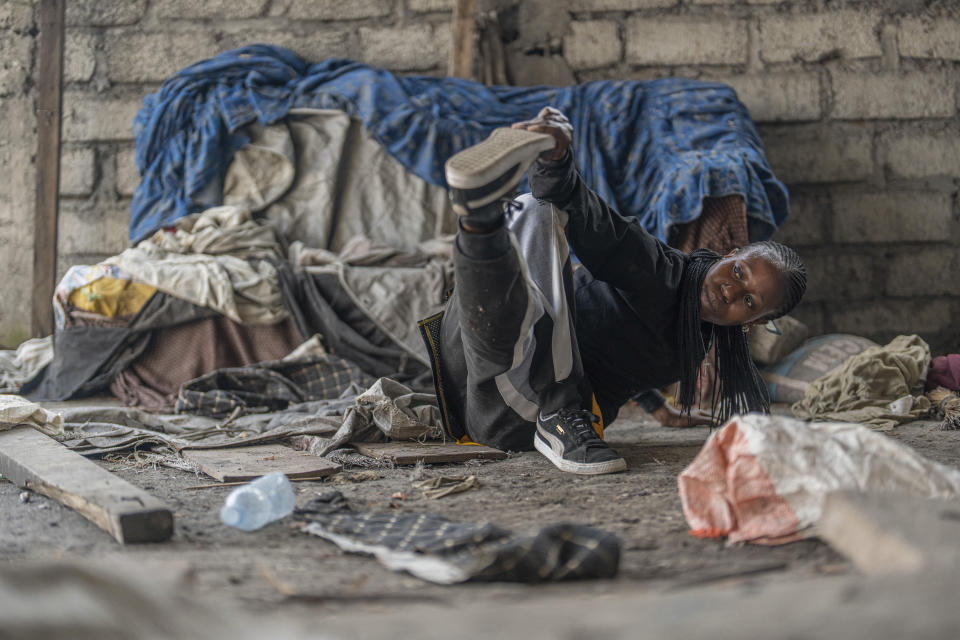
[676,242,806,424]
[744,240,807,320]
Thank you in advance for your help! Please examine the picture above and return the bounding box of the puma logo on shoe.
[534,408,626,475]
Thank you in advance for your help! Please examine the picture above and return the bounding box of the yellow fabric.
[456,435,482,446]
[591,394,605,439]
[68,277,156,318]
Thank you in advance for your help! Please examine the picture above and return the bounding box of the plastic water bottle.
[220,472,296,532]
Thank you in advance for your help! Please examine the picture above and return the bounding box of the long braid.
[676,249,716,413]
[677,249,771,423]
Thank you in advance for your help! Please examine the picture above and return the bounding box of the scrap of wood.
[184,475,334,490]
[353,441,507,465]
[181,444,341,483]
[0,426,172,544]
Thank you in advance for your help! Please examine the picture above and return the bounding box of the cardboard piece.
[182,444,341,483]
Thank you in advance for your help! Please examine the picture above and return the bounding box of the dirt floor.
[2,402,960,637]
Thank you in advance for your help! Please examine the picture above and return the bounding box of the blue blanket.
[131,44,788,245]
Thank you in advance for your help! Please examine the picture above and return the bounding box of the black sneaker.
[445,128,555,216]
[534,408,627,475]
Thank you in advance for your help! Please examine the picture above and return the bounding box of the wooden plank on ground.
[182,444,342,483]
[353,441,507,465]
[819,490,960,574]
[32,0,65,338]
[0,427,172,544]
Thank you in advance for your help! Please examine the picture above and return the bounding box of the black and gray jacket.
[419,153,697,449]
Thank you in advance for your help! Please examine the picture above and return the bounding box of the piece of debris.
[0,426,172,544]
[354,441,507,465]
[329,470,381,485]
[408,459,427,481]
[182,444,341,482]
[927,387,960,431]
[325,448,386,469]
[819,491,960,574]
[413,475,480,499]
[18,491,30,504]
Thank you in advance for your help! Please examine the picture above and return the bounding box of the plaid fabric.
[297,491,620,584]
[671,194,749,255]
[175,355,375,418]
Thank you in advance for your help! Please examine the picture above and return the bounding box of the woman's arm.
[634,389,714,428]
[516,109,685,291]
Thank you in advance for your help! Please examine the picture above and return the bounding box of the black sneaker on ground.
[445,128,555,216]
[534,407,627,475]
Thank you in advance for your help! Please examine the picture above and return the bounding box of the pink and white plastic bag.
[678,413,960,544]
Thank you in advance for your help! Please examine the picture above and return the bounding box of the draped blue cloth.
[130,44,788,245]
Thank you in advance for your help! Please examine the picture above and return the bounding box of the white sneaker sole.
[445,128,556,210]
[534,432,627,476]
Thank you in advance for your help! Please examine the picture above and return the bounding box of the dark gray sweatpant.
[437,194,592,451]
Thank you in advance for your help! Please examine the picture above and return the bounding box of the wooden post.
[32,0,65,338]
[448,0,477,79]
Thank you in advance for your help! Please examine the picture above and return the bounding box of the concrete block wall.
[564,0,959,353]
[1,0,958,355]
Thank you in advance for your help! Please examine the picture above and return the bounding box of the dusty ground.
[2,403,959,637]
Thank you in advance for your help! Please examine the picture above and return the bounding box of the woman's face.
[699,249,785,326]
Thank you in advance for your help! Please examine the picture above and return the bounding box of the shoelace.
[557,408,601,445]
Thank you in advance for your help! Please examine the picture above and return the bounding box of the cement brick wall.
[563,0,960,353]
[1,0,957,354]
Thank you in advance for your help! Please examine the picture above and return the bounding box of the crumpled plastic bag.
[678,413,960,544]
[0,394,63,436]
